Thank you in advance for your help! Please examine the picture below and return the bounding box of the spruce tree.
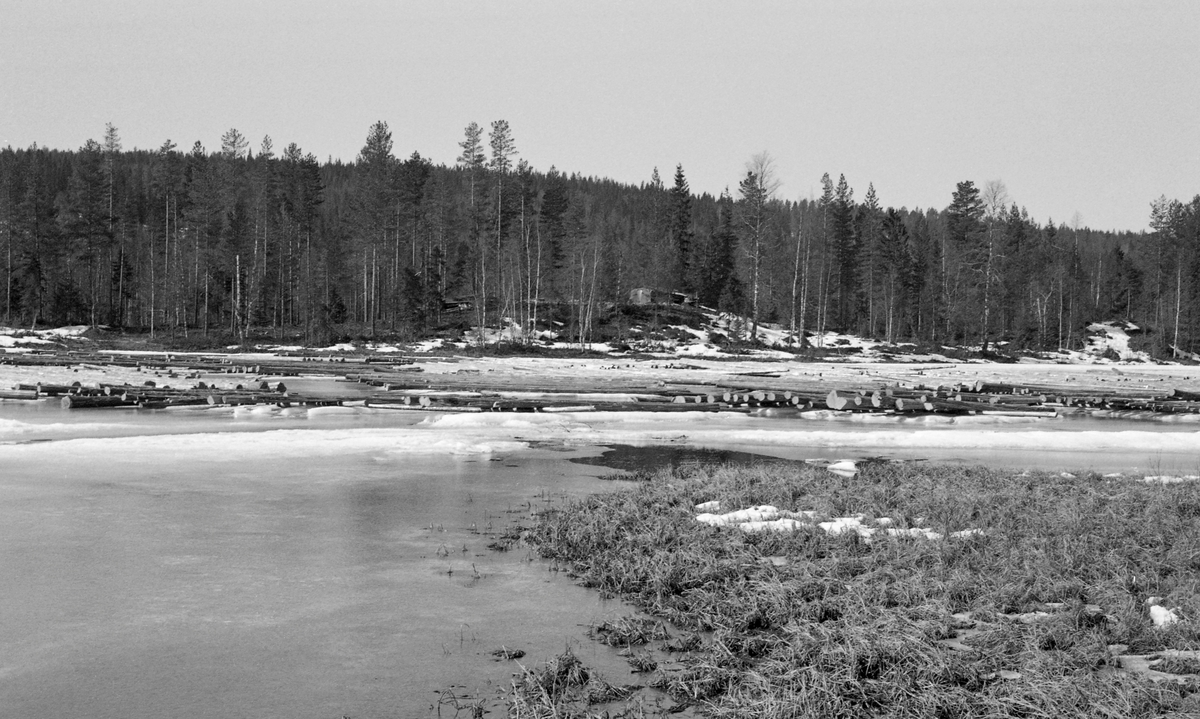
[668,164,693,291]
[831,174,857,329]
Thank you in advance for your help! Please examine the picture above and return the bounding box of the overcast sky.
[2,0,1196,232]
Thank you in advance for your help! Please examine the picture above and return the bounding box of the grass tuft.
[587,615,671,647]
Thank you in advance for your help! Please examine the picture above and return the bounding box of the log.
[870,393,900,410]
[366,401,483,413]
[825,390,866,411]
[35,383,81,397]
[206,394,278,406]
[61,395,138,409]
[137,397,213,409]
[894,397,934,412]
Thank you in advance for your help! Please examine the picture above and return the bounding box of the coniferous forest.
[2,120,1199,357]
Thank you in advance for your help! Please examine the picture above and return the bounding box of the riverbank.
[519,461,1200,717]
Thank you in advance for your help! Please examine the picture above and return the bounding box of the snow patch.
[1149,602,1182,628]
[1076,321,1152,363]
[695,505,784,527]
[1142,475,1200,484]
[695,505,973,541]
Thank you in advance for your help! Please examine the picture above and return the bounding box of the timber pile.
[5,380,297,410]
[0,349,420,378]
[3,349,1200,416]
[8,372,1200,416]
[816,380,1200,416]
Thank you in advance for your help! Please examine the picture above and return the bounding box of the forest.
[1,120,1198,357]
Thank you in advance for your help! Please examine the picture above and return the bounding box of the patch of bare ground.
[518,462,1200,717]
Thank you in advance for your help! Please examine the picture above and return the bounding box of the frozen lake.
[2,396,1199,717]
[0,411,645,717]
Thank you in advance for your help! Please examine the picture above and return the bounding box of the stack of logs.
[0,349,416,378]
[3,368,1200,417]
[0,381,313,410]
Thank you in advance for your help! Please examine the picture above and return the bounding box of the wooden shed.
[629,287,654,305]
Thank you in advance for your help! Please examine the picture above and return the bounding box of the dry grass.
[523,462,1200,717]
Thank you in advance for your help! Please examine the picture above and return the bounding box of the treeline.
[1,121,1198,356]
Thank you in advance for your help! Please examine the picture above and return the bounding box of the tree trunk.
[1174,262,1182,358]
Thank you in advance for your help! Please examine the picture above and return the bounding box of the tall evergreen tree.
[353,121,395,332]
[457,122,485,208]
[220,128,249,160]
[487,119,517,322]
[946,180,985,246]
[830,174,857,329]
[857,183,883,334]
[59,139,109,324]
[695,190,738,310]
[668,164,694,291]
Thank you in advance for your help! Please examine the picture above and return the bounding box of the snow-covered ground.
[0,324,89,350]
[0,314,1179,365]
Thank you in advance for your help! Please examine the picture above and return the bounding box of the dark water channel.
[572,444,807,473]
[0,426,641,718]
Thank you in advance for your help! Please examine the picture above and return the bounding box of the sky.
[1,0,1196,232]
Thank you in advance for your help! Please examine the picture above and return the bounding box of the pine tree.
[487,120,517,324]
[457,122,485,207]
[946,180,985,246]
[815,173,835,343]
[353,121,395,333]
[220,128,249,160]
[102,123,121,232]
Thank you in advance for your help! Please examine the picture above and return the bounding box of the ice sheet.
[3,404,1197,476]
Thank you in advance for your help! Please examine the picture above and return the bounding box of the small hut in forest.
[629,287,653,305]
